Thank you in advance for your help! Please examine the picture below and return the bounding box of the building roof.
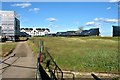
[67,31,76,33]
[0,10,19,18]
[20,28,50,32]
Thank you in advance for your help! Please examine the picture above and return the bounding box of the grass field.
[0,42,17,57]
[27,36,119,73]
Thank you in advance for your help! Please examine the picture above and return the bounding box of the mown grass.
[27,36,119,73]
[0,42,17,57]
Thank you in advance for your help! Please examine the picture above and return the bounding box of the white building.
[20,28,50,37]
[0,11,20,41]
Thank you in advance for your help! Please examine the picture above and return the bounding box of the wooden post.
[40,40,44,63]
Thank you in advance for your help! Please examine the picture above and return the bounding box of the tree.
[76,26,84,34]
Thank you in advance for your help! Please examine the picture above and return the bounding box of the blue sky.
[2,2,119,36]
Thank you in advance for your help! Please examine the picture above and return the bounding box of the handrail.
[91,73,101,80]
[35,40,71,80]
[45,49,64,80]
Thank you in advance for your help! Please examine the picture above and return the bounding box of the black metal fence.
[44,49,63,80]
[35,40,76,80]
[35,39,63,80]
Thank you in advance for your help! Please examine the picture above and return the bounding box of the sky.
[1,0,120,2]
[1,2,119,36]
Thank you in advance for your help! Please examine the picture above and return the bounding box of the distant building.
[66,31,76,36]
[48,33,56,36]
[56,32,67,36]
[20,28,50,37]
[0,11,20,41]
[20,32,31,37]
[55,28,100,37]
[56,31,76,36]
[113,26,120,37]
[80,28,99,36]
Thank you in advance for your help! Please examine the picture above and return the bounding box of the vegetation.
[27,36,119,73]
[0,42,17,57]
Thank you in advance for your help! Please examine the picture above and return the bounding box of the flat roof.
[0,10,15,13]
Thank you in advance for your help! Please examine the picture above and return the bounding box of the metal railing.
[35,40,64,80]
[35,39,75,80]
[45,50,64,80]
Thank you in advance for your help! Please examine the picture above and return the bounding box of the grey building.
[0,11,20,41]
[113,26,120,37]
[55,28,100,37]
[80,28,100,36]
[56,32,67,36]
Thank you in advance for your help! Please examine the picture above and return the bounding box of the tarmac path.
[0,42,37,79]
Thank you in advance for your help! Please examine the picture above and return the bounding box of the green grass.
[27,36,119,73]
[0,42,17,57]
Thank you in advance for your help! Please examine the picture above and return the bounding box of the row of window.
[1,14,14,17]
[2,21,14,23]
[2,26,14,29]
[2,18,14,20]
[2,30,14,33]
[2,24,14,25]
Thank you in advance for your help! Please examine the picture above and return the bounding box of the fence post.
[40,40,44,63]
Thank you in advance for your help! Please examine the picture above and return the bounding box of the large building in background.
[20,28,50,37]
[80,28,100,36]
[55,28,100,37]
[0,11,20,41]
[113,26,120,37]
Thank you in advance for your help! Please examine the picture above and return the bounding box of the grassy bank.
[27,36,119,73]
[0,42,17,57]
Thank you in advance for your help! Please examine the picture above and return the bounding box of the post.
[40,40,44,63]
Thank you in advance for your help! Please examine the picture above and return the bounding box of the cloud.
[106,7,111,10]
[94,18,103,21]
[94,18,118,23]
[109,0,120,2]
[46,17,57,22]
[11,3,31,8]
[29,8,40,12]
[85,21,96,26]
[85,21,101,27]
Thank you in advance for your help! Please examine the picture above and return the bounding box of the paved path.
[0,42,37,79]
